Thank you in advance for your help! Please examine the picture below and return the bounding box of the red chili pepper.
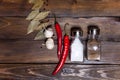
[52,23,70,75]
[54,15,62,59]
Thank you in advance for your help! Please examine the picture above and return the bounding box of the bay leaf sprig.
[28,0,35,3]
[32,0,44,10]
[34,29,45,40]
[27,20,40,34]
[29,0,43,7]
[35,22,50,31]
[26,10,39,20]
[26,0,51,40]
[33,11,50,21]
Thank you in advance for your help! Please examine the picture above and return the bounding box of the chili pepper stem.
[53,13,57,23]
[64,23,69,35]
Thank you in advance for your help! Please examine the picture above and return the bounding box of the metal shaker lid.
[88,25,100,35]
[71,27,83,37]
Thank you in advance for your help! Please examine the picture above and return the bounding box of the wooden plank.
[0,17,30,39]
[0,64,120,80]
[46,0,120,17]
[0,0,31,16]
[0,17,120,41]
[0,40,58,63]
[0,0,120,17]
[0,17,120,64]
[0,40,120,64]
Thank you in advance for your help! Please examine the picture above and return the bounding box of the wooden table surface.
[0,0,120,80]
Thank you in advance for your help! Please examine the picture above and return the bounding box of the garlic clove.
[46,38,54,50]
[44,28,53,38]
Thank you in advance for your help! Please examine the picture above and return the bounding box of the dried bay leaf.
[35,22,50,31]
[27,0,51,41]
[27,20,40,34]
[34,30,45,40]
[26,10,39,20]
[33,11,50,21]
[28,0,35,3]
[29,0,40,4]
[32,0,44,10]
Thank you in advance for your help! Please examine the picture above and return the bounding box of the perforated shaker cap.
[88,25,100,35]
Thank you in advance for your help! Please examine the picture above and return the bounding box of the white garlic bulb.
[44,28,53,38]
[46,38,54,50]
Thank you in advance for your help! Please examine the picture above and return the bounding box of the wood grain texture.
[0,64,120,80]
[46,0,120,17]
[0,0,120,17]
[0,17,120,64]
[0,39,120,64]
[0,40,58,63]
[0,0,31,16]
[0,17,120,41]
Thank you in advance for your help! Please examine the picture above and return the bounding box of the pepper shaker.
[87,25,101,61]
